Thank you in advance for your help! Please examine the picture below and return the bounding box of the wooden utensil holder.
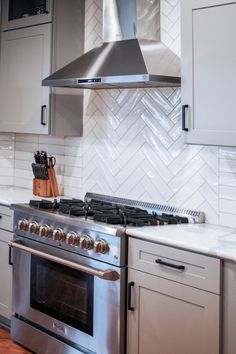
[33,178,52,197]
[33,166,59,198]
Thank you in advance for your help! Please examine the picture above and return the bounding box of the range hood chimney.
[42,0,181,89]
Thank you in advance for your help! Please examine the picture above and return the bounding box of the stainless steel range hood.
[42,0,181,89]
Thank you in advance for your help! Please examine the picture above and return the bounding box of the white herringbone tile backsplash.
[78,0,219,225]
[0,0,235,227]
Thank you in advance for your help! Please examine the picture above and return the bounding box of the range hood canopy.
[42,0,181,89]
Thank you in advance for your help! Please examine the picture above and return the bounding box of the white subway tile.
[220,159,236,173]
[220,172,236,187]
[219,199,236,214]
[219,147,236,159]
[219,212,236,228]
[0,176,14,186]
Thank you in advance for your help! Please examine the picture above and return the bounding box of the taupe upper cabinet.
[0,0,84,136]
[0,24,51,134]
[181,0,236,147]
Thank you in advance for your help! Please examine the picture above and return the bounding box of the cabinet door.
[127,268,220,354]
[0,231,12,320]
[1,0,53,31]
[181,0,236,146]
[223,261,236,354]
[0,24,51,134]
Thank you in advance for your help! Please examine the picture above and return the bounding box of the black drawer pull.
[182,104,189,131]
[41,105,47,126]
[128,281,135,311]
[155,259,185,271]
[8,245,13,265]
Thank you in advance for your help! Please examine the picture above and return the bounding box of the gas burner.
[58,199,85,216]
[29,199,57,209]
[59,198,84,205]
[29,198,84,211]
[160,213,189,224]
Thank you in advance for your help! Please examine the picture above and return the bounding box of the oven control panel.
[17,218,110,255]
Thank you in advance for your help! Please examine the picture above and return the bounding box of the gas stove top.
[29,197,190,227]
[12,193,205,267]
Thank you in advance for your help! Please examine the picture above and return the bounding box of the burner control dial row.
[17,220,110,254]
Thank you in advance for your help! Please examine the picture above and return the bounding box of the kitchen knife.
[32,163,48,180]
[34,150,40,163]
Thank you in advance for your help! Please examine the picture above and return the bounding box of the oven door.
[10,237,125,354]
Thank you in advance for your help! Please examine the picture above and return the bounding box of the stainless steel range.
[9,193,205,354]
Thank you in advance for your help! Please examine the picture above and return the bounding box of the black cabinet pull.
[182,104,189,131]
[128,281,135,311]
[155,259,185,271]
[8,245,13,266]
[41,105,47,126]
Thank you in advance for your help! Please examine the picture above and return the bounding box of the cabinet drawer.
[0,205,13,232]
[128,238,221,294]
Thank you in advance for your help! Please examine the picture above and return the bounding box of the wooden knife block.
[33,178,52,197]
[33,166,59,198]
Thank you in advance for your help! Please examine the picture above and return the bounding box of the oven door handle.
[8,239,119,281]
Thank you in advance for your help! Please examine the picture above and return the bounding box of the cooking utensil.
[47,156,56,168]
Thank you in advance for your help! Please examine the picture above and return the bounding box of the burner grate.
[85,193,205,224]
[28,194,204,227]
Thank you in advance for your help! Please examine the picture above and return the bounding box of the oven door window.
[30,255,94,336]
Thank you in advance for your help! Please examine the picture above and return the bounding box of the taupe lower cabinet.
[0,205,13,322]
[181,0,236,147]
[127,238,221,354]
[223,261,236,354]
[0,232,12,320]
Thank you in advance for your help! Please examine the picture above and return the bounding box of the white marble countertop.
[0,186,62,206]
[126,223,236,262]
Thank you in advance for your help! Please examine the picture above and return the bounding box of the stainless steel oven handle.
[8,239,119,281]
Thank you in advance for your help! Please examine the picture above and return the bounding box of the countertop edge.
[126,225,236,263]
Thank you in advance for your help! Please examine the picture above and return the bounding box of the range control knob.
[39,224,53,238]
[18,219,29,232]
[28,221,39,234]
[80,235,94,250]
[94,239,109,254]
[66,231,79,246]
[53,228,65,242]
